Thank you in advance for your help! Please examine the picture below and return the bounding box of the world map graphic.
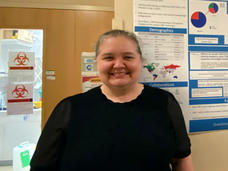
[143,63,181,80]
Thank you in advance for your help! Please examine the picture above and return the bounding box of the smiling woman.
[96,35,142,102]
[30,29,193,171]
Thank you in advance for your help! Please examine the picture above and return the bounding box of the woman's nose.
[113,57,124,67]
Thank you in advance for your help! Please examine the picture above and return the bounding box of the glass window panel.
[0,29,43,169]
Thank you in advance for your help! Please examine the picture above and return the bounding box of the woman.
[30,30,193,171]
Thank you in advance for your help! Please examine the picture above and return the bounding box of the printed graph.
[190,2,219,28]
[209,3,219,14]
[191,11,207,28]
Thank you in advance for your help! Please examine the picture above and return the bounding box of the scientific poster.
[188,0,228,132]
[134,0,228,133]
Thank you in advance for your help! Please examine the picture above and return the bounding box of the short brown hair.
[95,29,142,58]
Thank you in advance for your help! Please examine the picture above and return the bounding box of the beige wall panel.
[114,0,133,31]
[190,131,228,171]
[114,0,228,171]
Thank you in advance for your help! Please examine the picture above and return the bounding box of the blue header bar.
[190,118,228,132]
[134,26,187,34]
[190,98,228,105]
[189,46,228,52]
[142,81,188,88]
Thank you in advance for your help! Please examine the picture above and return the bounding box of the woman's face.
[96,36,142,89]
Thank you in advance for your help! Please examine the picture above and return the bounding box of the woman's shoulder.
[60,86,102,104]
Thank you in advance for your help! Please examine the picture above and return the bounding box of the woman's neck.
[101,83,144,103]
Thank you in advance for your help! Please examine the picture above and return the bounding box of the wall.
[114,0,228,171]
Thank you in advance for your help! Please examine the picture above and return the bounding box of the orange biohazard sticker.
[14,52,30,66]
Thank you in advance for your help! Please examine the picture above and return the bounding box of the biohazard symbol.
[12,85,29,98]
[14,52,30,66]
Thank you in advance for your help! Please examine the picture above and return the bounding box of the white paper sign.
[8,52,35,82]
[7,83,33,115]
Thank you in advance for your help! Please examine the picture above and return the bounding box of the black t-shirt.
[30,85,191,171]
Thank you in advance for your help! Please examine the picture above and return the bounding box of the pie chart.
[209,3,218,14]
[191,11,206,28]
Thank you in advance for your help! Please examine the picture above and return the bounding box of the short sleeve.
[167,93,191,158]
[30,98,72,171]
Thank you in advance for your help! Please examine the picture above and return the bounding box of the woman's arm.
[171,154,194,171]
[30,98,72,171]
[167,93,193,170]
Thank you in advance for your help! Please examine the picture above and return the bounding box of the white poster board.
[134,0,228,133]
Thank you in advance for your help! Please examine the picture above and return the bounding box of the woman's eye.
[103,56,113,61]
[124,56,133,60]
